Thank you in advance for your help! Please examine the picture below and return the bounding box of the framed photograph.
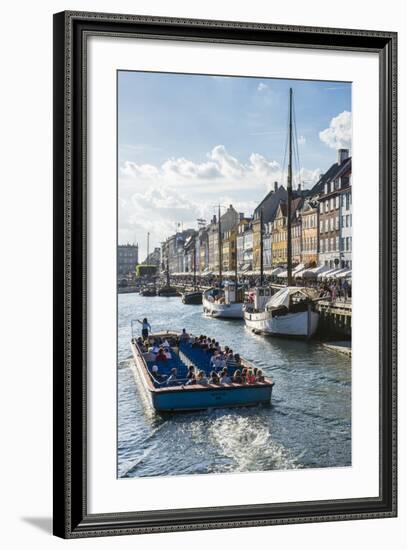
[53,11,397,538]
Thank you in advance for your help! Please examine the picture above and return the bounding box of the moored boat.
[157,286,180,297]
[203,285,244,318]
[182,290,203,305]
[244,286,319,338]
[243,87,319,338]
[130,331,274,413]
[140,286,157,296]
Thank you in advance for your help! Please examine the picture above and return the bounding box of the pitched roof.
[277,197,303,221]
[253,185,288,224]
[310,156,352,196]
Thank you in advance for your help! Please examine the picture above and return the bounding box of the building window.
[335,236,339,251]
[325,201,329,213]
[320,220,323,233]
[335,216,339,230]
[335,196,340,209]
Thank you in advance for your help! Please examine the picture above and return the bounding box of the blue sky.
[118,71,351,260]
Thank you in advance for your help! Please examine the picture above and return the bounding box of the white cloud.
[298,135,306,145]
[319,111,352,150]
[119,145,321,258]
[257,82,268,92]
[120,145,282,189]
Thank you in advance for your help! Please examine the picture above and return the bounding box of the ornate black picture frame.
[53,10,397,538]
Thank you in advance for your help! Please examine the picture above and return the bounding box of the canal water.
[118,293,351,478]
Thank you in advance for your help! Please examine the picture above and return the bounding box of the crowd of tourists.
[134,327,267,387]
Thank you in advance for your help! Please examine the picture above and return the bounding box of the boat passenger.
[226,351,237,370]
[220,369,232,385]
[234,353,242,367]
[166,368,178,386]
[233,370,243,384]
[155,348,168,362]
[186,365,195,381]
[162,339,170,348]
[256,369,265,382]
[164,348,172,360]
[241,367,248,384]
[197,370,208,385]
[209,371,220,385]
[207,344,216,356]
[192,337,200,348]
[180,329,190,342]
[186,374,197,385]
[137,318,151,339]
[247,369,256,384]
[151,364,165,382]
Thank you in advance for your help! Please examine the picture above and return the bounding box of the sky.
[118,71,352,261]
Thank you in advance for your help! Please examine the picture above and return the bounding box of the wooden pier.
[316,300,352,338]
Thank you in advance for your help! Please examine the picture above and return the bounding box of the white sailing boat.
[202,206,244,319]
[243,87,320,338]
[244,286,319,337]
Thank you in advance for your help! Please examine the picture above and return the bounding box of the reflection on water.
[118,294,351,478]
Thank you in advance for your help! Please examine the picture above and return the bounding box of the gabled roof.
[310,156,352,196]
[276,197,303,221]
[254,185,288,224]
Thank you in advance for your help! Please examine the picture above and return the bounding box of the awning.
[302,265,330,279]
[318,268,343,280]
[268,267,283,276]
[240,263,251,273]
[335,269,352,279]
[294,268,308,278]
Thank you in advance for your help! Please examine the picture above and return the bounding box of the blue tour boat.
[130,330,274,413]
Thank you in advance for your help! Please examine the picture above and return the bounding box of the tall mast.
[235,233,238,287]
[193,236,197,289]
[166,256,170,287]
[287,88,293,286]
[260,208,264,286]
[147,232,150,262]
[218,205,222,285]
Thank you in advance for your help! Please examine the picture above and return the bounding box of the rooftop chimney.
[337,148,349,164]
[274,181,278,192]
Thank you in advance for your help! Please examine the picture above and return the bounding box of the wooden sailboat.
[202,205,244,318]
[157,257,179,297]
[243,88,319,338]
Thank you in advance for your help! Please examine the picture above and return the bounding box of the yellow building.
[222,228,237,272]
[252,218,262,271]
[301,201,318,267]
[272,198,303,266]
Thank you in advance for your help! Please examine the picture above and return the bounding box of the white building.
[339,178,352,268]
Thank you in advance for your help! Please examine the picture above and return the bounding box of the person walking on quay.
[342,279,349,302]
[138,317,151,339]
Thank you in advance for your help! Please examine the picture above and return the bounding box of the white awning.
[294,268,307,278]
[302,265,330,279]
[335,269,352,279]
[268,267,283,276]
[265,286,315,309]
[318,268,343,280]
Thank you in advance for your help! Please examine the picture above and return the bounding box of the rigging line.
[281,93,290,187]
[292,96,302,188]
